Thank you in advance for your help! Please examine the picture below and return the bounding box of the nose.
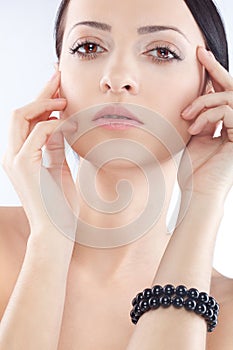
[99,61,139,95]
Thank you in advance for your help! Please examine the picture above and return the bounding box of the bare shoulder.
[0,206,30,319]
[207,269,233,349]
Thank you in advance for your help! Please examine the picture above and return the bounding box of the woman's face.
[59,0,207,159]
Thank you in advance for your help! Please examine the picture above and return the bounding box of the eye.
[145,45,182,63]
[69,40,105,59]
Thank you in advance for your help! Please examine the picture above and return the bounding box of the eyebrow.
[68,21,111,37]
[137,25,189,42]
[68,21,189,42]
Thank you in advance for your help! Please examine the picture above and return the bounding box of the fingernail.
[207,50,215,59]
[182,105,193,117]
[63,121,78,132]
[199,46,215,59]
[69,121,78,129]
[188,123,198,134]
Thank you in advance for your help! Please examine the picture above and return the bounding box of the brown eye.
[157,48,170,59]
[82,43,98,53]
[69,41,105,58]
[145,45,181,63]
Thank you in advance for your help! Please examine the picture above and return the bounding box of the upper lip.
[93,104,143,123]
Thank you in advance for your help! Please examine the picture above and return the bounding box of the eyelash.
[146,45,182,63]
[69,40,182,63]
[69,39,104,60]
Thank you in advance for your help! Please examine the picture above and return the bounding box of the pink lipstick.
[93,105,143,130]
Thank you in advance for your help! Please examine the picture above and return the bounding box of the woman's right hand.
[2,70,79,240]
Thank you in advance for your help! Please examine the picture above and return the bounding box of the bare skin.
[0,206,232,350]
[1,0,233,349]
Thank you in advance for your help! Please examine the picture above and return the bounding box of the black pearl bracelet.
[130,284,219,332]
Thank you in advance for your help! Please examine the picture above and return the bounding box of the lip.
[93,105,144,125]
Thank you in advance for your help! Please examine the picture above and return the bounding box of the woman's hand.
[2,71,78,239]
[179,46,233,199]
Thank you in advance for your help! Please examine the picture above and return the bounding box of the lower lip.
[93,118,142,130]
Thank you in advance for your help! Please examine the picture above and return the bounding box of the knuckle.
[34,120,49,132]
[226,91,233,105]
[33,119,59,137]
[223,105,231,114]
[12,107,24,119]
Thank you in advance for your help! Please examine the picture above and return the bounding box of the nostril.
[125,85,131,91]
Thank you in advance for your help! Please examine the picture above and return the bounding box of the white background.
[0,1,233,277]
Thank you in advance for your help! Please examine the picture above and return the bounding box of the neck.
[72,156,180,287]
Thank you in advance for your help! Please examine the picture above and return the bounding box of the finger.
[45,119,78,168]
[44,130,67,169]
[182,91,233,120]
[197,47,233,92]
[36,70,61,101]
[17,119,76,163]
[188,105,232,136]
[8,99,67,156]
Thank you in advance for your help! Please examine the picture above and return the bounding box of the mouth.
[92,105,144,130]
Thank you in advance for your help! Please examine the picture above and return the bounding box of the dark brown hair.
[54,0,229,71]
[55,0,71,60]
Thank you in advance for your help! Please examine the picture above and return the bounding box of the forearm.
[155,192,224,288]
[127,193,224,350]
[0,228,73,350]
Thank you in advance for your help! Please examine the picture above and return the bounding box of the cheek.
[59,61,100,118]
[144,59,205,142]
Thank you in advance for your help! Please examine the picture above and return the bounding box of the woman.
[0,0,233,349]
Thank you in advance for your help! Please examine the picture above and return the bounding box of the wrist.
[180,190,225,216]
[27,227,74,266]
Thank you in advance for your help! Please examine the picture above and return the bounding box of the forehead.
[64,0,205,44]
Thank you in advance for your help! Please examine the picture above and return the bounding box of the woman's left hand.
[179,46,233,198]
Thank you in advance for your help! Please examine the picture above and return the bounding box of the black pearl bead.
[210,321,218,328]
[175,285,188,297]
[139,300,150,312]
[130,310,139,323]
[136,292,144,304]
[130,309,135,318]
[130,285,219,333]
[163,284,175,296]
[143,288,153,299]
[198,292,209,304]
[210,314,218,323]
[132,318,138,325]
[160,295,171,308]
[148,297,160,309]
[187,288,199,299]
[152,285,163,296]
[134,305,143,317]
[208,296,216,308]
[172,296,184,309]
[204,308,214,320]
[207,325,214,332]
[213,303,220,314]
[184,298,196,311]
[195,303,207,315]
